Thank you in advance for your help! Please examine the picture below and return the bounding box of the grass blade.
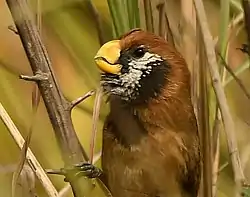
[143,0,154,32]
[126,0,140,29]
[224,59,249,85]
[107,0,130,37]
[12,130,32,197]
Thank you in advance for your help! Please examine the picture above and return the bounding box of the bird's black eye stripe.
[132,46,146,58]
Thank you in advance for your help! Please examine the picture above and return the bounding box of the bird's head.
[94,29,190,104]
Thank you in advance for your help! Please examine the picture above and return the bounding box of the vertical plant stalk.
[197,25,213,197]
[180,0,197,122]
[212,107,221,197]
[107,0,130,37]
[193,0,246,188]
[156,2,165,37]
[219,0,230,59]
[5,0,95,196]
[156,1,175,47]
[126,0,140,29]
[143,0,154,32]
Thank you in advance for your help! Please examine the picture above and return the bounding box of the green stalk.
[126,0,140,29]
[107,0,130,37]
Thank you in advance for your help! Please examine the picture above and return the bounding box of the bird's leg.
[63,163,103,182]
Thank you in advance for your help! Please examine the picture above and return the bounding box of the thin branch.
[217,52,250,100]
[20,73,49,81]
[58,184,71,197]
[8,25,18,34]
[89,87,103,164]
[69,90,95,110]
[5,0,95,196]
[0,102,58,197]
[218,162,229,173]
[193,0,246,187]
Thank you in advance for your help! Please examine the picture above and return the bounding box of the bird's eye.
[132,47,146,58]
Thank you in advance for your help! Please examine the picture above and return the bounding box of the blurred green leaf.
[107,0,130,37]
[143,0,154,32]
[125,0,140,29]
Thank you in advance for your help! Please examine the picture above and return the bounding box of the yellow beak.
[94,40,122,74]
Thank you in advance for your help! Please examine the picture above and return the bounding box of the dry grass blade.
[180,0,197,131]
[180,0,197,92]
[164,12,175,47]
[212,107,222,197]
[89,87,103,164]
[32,84,40,113]
[17,164,37,197]
[156,2,165,37]
[58,184,71,197]
[193,0,246,188]
[156,1,175,47]
[197,27,213,197]
[143,0,154,32]
[0,102,58,197]
[11,130,32,197]
[217,53,250,100]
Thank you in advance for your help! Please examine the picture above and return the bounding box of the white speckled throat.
[101,48,164,101]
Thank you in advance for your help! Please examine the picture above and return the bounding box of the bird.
[75,29,201,197]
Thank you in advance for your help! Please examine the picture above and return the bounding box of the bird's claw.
[63,163,102,182]
[74,163,103,178]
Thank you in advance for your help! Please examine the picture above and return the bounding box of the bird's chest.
[102,134,182,197]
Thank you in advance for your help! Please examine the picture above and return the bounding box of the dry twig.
[0,102,58,197]
[217,52,250,100]
[89,88,103,164]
